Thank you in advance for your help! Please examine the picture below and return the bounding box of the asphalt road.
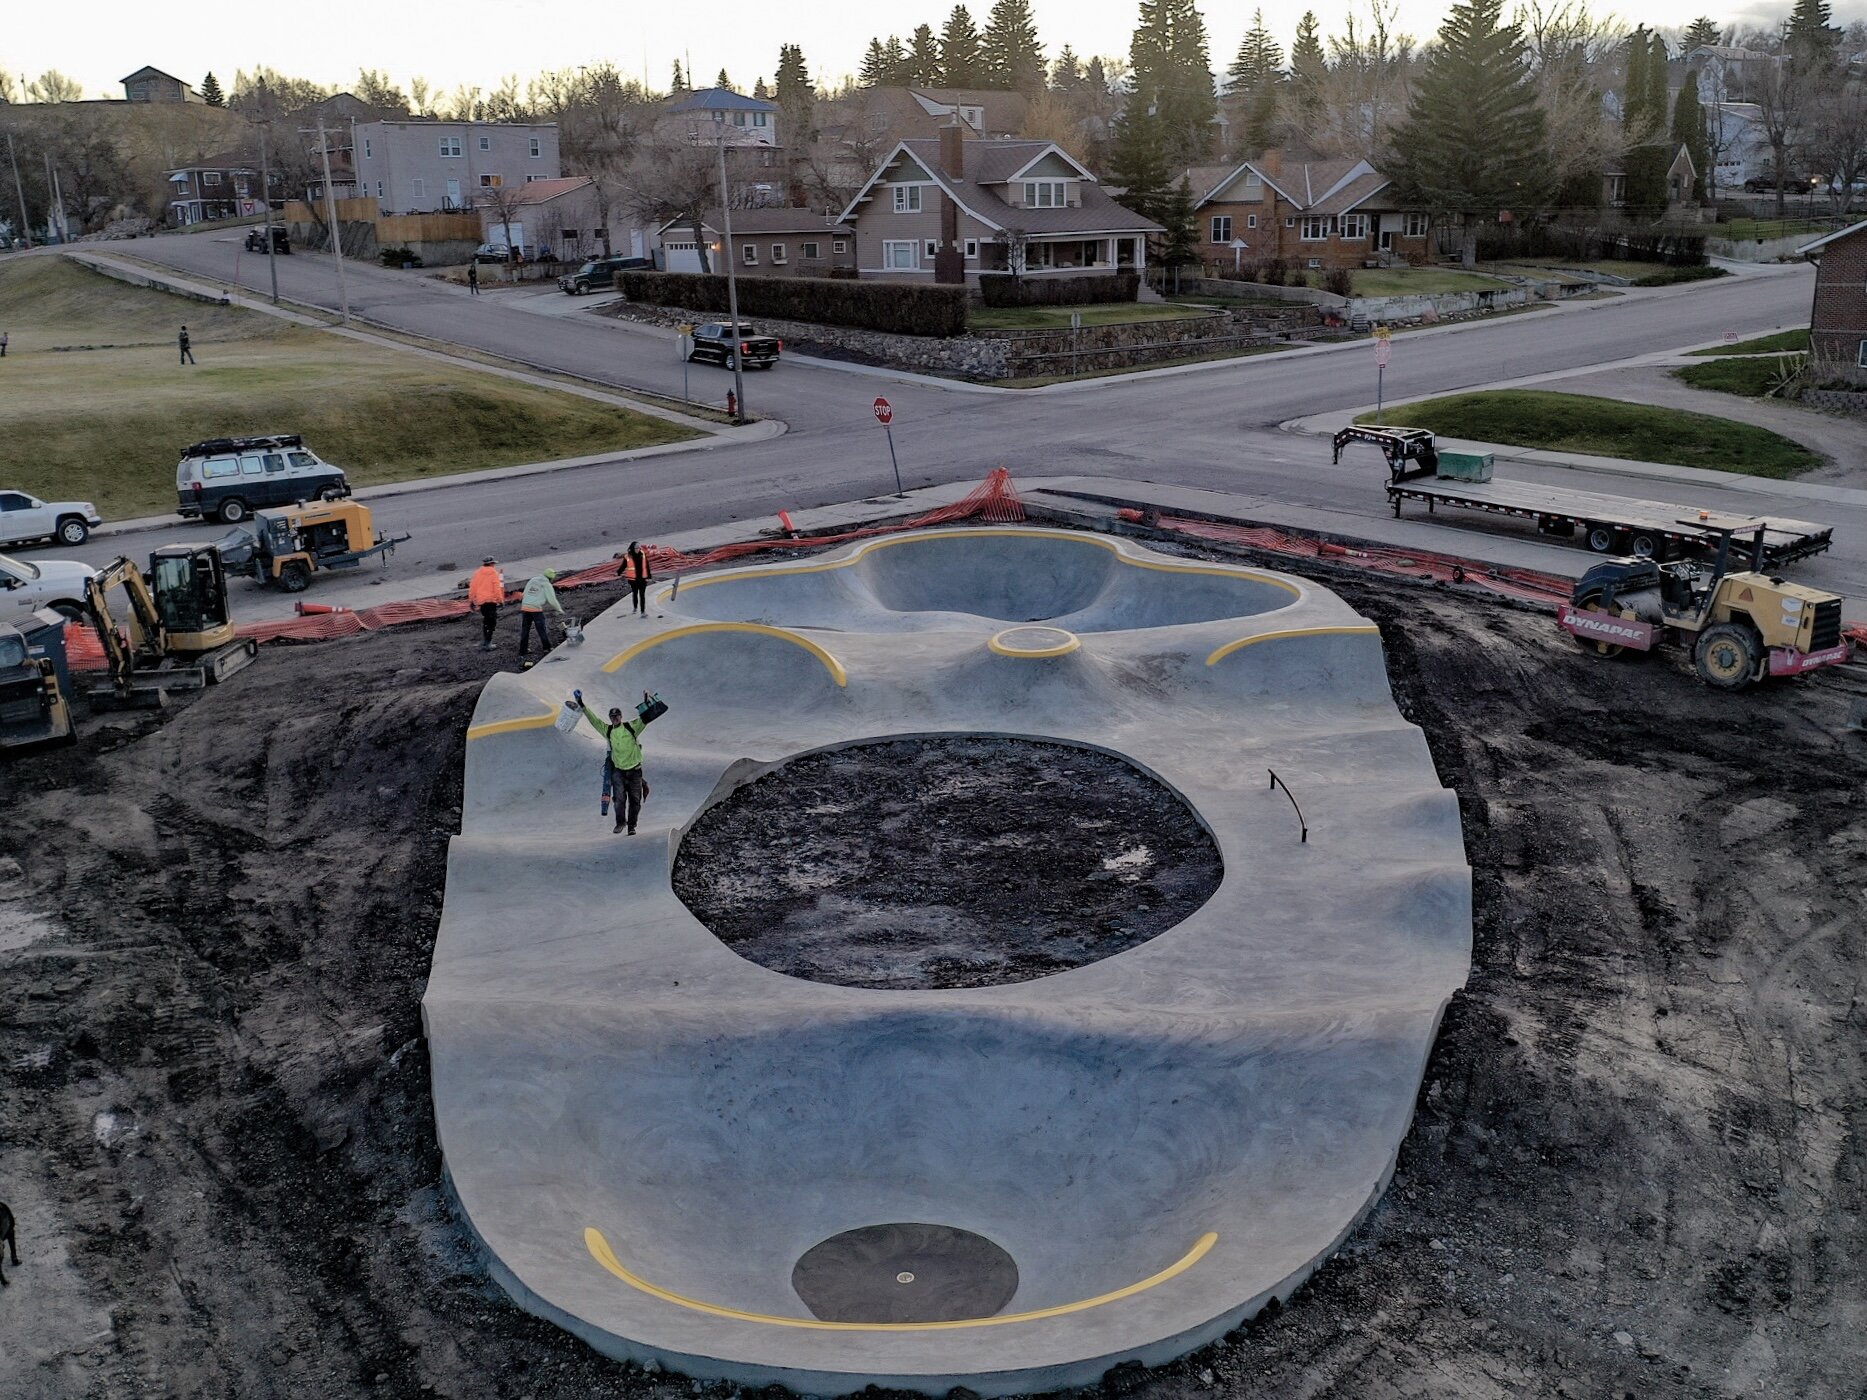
[43,234,1866,618]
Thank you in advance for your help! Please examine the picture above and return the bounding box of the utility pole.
[5,133,30,247]
[41,153,62,243]
[301,119,351,323]
[258,125,278,303]
[715,126,746,422]
[51,166,67,243]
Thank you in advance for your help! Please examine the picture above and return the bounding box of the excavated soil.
[672,736,1223,989]
[2,552,1865,1400]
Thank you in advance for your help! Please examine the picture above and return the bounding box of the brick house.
[840,127,1160,284]
[656,208,855,278]
[122,66,201,103]
[163,153,280,225]
[1799,219,1867,383]
[1178,153,1434,273]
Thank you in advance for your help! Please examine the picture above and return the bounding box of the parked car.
[559,255,653,295]
[473,243,513,264]
[687,322,782,370]
[244,226,291,254]
[0,553,96,618]
[175,435,351,524]
[0,491,102,547]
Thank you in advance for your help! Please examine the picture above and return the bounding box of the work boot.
[479,640,492,651]
[612,820,624,834]
[627,825,636,835]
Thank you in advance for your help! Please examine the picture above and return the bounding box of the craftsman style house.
[840,127,1160,283]
[1179,153,1435,272]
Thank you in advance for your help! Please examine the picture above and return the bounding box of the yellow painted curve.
[987,628,1082,659]
[657,528,1302,601]
[467,712,560,741]
[583,1228,1219,1332]
[601,623,848,686]
[1205,625,1380,667]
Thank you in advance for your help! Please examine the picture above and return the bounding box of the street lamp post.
[714,126,746,422]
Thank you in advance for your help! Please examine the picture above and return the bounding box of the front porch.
[984,234,1148,275]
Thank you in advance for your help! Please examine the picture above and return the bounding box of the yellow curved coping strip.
[659,528,1301,600]
[466,712,560,741]
[584,1227,1218,1332]
[988,628,1082,659]
[601,623,847,686]
[1205,625,1381,667]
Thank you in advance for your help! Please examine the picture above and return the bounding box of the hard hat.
[482,556,497,565]
[543,568,559,580]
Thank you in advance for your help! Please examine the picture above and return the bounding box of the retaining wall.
[1706,233,1812,262]
[1801,387,1867,413]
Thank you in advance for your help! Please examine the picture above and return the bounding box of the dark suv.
[244,226,291,254]
[559,255,653,295]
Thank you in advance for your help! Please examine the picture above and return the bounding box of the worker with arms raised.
[574,689,662,835]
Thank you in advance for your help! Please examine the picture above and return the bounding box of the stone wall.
[1801,387,1867,413]
[1706,233,1812,262]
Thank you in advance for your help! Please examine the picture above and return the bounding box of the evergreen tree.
[1157,175,1200,284]
[909,26,943,85]
[1227,11,1283,91]
[1227,10,1283,157]
[983,0,1047,94]
[1621,27,1669,211]
[200,72,224,106]
[775,45,812,106]
[940,6,987,87]
[1391,0,1550,266]
[1670,75,1708,199]
[1105,105,1172,223]
[1130,0,1218,164]
[1051,45,1084,92]
[1681,16,1722,50]
[753,77,769,99]
[716,68,732,91]
[1085,56,1110,95]
[860,39,892,87]
[1786,0,1841,65]
[1289,11,1328,124]
[885,37,913,83]
[671,60,688,93]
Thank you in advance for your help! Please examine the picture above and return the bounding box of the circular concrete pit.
[426,527,1472,1395]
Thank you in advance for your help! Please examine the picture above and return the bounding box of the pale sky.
[10,0,1865,102]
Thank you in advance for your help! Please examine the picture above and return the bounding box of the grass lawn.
[968,302,1210,330]
[1486,259,1728,286]
[1348,267,1510,295]
[1687,328,1810,356]
[0,257,698,519]
[1672,358,1803,397]
[1361,390,1821,478]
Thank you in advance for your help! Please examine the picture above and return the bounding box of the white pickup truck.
[0,553,96,617]
[0,491,102,547]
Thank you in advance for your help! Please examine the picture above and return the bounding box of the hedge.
[618,271,967,338]
[978,271,1140,307]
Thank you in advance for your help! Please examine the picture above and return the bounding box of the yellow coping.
[656,528,1302,601]
[583,1227,1219,1332]
[988,627,1082,659]
[602,623,847,686]
[466,712,559,741]
[1204,625,1381,667]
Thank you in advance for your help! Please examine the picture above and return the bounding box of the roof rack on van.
[180,434,306,458]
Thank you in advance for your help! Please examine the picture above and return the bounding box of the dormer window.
[1024,180,1068,208]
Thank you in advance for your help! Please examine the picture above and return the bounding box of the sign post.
[874,397,902,495]
[1373,326,1393,424]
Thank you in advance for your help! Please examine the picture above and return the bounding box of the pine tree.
[1105,105,1172,223]
[671,60,688,93]
[754,77,770,99]
[200,72,224,106]
[940,6,986,87]
[1786,0,1841,66]
[885,37,912,83]
[1227,11,1283,157]
[1085,56,1109,94]
[1157,175,1200,284]
[775,45,814,147]
[1670,76,1708,200]
[983,0,1047,94]
[1391,0,1551,266]
[1130,0,1218,165]
[909,26,943,85]
[860,40,892,87]
[1681,16,1722,50]
[716,69,732,91]
[1289,11,1328,124]
[1051,45,1084,92]
[1622,27,1670,212]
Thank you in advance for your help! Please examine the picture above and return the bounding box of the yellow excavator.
[83,545,258,705]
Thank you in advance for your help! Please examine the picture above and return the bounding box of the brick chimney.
[939,116,965,180]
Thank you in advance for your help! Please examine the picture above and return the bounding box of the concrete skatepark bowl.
[424,527,1473,1395]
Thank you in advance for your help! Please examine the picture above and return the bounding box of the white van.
[176,435,351,523]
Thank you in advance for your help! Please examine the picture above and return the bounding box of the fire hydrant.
[726,390,738,419]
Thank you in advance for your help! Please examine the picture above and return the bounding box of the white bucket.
[554,700,582,734]
[564,617,585,646]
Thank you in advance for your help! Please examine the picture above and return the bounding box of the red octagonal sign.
[873,396,893,425]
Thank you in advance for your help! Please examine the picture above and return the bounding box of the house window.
[733,111,746,126]
[1210,215,1232,243]
[363,138,372,159]
[959,105,983,128]
[529,137,541,157]
[478,135,491,151]
[1247,214,1258,229]
[771,243,786,263]
[411,178,426,197]
[801,240,820,259]
[1858,339,1867,369]
[925,239,939,258]
[480,174,503,187]
[1339,213,1369,239]
[1404,212,1430,238]
[1300,215,1329,240]
[203,171,222,187]
[833,238,848,253]
[742,243,758,265]
[753,112,768,127]
[1024,180,1067,208]
[893,185,923,214]
[869,113,888,133]
[1284,216,1295,227]
[377,181,384,197]
[440,137,462,157]
[884,239,917,269]
[964,238,979,259]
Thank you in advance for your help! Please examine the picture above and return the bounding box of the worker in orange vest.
[617,541,652,616]
[468,556,505,651]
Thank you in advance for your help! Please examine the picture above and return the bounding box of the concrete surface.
[423,527,1472,1395]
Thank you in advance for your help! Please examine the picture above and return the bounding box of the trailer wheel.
[277,561,312,593]
[1629,532,1658,558]
[1694,622,1760,690]
[1585,524,1618,553]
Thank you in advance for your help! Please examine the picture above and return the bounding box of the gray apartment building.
[348,121,562,214]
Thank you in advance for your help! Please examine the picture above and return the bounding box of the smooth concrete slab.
[423,526,1472,1395]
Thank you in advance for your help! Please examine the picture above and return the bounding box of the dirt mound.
[1,556,1864,1399]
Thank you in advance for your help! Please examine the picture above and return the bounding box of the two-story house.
[122,66,201,103]
[656,208,855,277]
[349,120,561,214]
[1178,153,1435,273]
[663,87,780,146]
[840,128,1160,283]
[163,153,281,225]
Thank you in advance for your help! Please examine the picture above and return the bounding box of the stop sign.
[1375,339,1392,369]
[873,396,893,425]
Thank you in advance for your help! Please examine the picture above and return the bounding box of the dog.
[0,1202,15,1285]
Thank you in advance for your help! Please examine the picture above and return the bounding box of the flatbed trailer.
[1333,426,1834,567]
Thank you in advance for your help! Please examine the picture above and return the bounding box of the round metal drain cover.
[792,1223,1018,1323]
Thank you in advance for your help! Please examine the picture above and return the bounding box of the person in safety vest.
[617,541,652,617]
[518,568,565,658]
[574,688,659,835]
[468,557,505,651]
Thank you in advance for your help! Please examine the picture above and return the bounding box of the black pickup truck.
[688,322,782,370]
